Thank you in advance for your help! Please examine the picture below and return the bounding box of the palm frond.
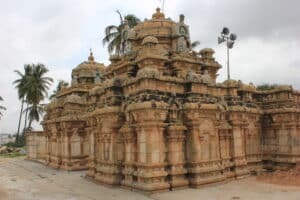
[116,10,123,24]
[102,32,120,46]
[124,14,141,28]
[105,25,119,36]
[102,11,140,55]
[191,41,201,49]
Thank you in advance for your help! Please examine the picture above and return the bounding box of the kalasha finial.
[88,48,94,62]
[152,7,165,19]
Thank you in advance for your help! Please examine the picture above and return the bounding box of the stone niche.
[27,8,300,192]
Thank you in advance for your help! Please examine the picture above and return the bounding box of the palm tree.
[0,96,6,120]
[25,64,53,129]
[24,104,44,129]
[13,65,33,140]
[102,10,140,55]
[26,64,53,104]
[50,80,69,99]
[124,14,141,29]
[13,64,53,140]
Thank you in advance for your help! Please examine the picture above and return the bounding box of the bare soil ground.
[257,162,300,187]
[0,157,300,200]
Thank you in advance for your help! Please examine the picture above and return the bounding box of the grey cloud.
[177,0,300,43]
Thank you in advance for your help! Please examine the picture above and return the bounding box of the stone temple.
[26,8,300,192]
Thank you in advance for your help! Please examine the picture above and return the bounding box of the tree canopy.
[102,10,141,55]
[256,83,278,91]
[13,63,53,143]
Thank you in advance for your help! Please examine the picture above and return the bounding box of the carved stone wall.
[26,131,47,161]
[26,8,300,193]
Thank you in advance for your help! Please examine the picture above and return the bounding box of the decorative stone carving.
[27,8,300,193]
[137,67,160,79]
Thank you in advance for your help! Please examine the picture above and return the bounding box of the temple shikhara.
[26,9,300,192]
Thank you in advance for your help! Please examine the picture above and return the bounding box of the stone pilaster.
[93,107,124,185]
[48,123,62,169]
[230,121,249,178]
[184,103,225,187]
[86,122,96,177]
[218,127,235,179]
[128,101,170,192]
[120,124,137,188]
[166,124,188,189]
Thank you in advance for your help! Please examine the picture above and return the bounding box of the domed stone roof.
[132,9,176,40]
[239,83,256,92]
[72,51,106,78]
[200,48,215,55]
[274,85,293,91]
[222,79,239,87]
[142,36,159,45]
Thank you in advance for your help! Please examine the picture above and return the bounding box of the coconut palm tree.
[24,104,44,129]
[124,14,141,29]
[13,64,53,141]
[49,80,69,99]
[25,64,53,129]
[102,10,140,55]
[0,96,6,120]
[26,64,53,103]
[13,65,33,140]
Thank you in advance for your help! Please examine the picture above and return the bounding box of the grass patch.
[0,152,26,158]
[5,141,25,148]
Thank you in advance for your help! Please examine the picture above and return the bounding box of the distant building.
[0,134,15,145]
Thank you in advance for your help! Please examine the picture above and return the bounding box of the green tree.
[0,96,6,119]
[24,104,44,129]
[13,64,53,144]
[25,64,53,129]
[256,83,278,91]
[49,80,69,99]
[13,65,33,141]
[102,10,140,55]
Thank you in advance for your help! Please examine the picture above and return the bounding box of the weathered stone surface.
[26,9,300,192]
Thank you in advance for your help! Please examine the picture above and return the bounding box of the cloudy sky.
[0,0,299,133]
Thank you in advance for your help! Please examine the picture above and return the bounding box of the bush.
[5,142,24,148]
[256,84,278,91]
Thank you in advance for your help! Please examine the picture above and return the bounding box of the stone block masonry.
[26,8,300,192]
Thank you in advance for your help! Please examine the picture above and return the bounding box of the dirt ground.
[0,157,300,200]
[257,162,300,187]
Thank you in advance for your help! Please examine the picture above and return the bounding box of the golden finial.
[152,7,165,19]
[88,48,94,62]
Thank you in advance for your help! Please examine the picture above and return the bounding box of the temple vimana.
[26,8,300,192]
